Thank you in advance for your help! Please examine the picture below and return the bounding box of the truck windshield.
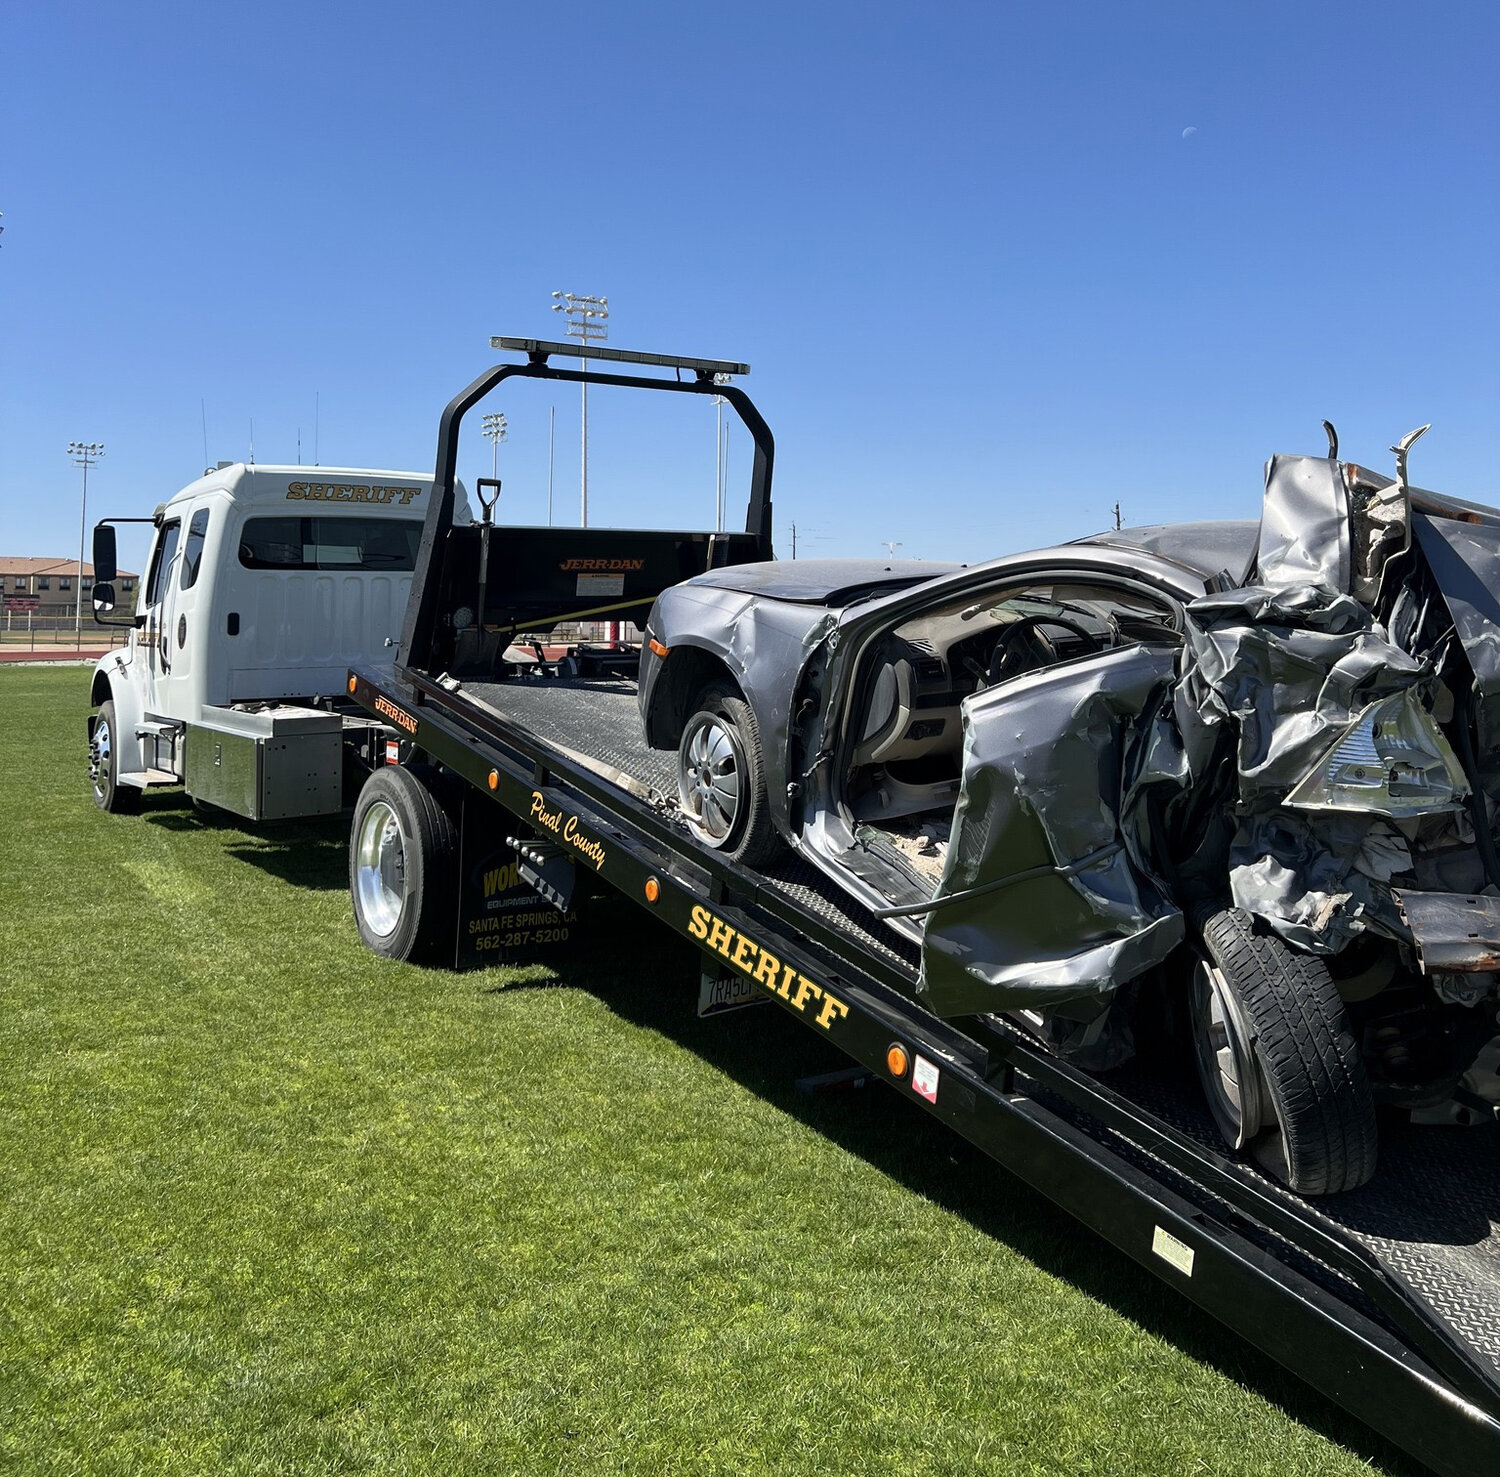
[238,516,423,571]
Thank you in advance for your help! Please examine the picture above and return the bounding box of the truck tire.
[677,682,782,867]
[1191,907,1377,1195]
[90,700,139,814]
[349,765,459,964]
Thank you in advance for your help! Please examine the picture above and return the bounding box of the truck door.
[139,517,182,719]
[166,506,212,707]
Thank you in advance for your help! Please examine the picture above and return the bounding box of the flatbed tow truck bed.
[348,338,1500,1477]
[465,671,1500,1377]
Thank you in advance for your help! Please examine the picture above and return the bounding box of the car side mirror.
[92,582,116,614]
[93,525,118,583]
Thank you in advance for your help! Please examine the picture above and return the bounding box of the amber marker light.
[487,770,499,790]
[347,676,358,694]
[644,877,661,903]
[648,638,670,658]
[886,1043,909,1078]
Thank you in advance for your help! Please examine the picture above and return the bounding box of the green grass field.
[0,666,1417,1475]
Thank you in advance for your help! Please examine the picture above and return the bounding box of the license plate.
[697,969,769,1018]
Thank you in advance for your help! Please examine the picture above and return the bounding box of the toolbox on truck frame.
[348,338,1500,1477]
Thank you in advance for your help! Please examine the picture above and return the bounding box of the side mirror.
[93,524,118,583]
[92,583,116,615]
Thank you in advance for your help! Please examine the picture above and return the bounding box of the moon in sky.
[1181,125,1198,139]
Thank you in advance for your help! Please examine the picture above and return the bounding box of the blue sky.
[3,1,1495,567]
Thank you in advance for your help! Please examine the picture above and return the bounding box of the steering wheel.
[987,613,1112,685]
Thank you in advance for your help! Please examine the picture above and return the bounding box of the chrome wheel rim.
[90,716,112,798]
[1189,958,1266,1152]
[355,799,406,938]
[680,714,742,844]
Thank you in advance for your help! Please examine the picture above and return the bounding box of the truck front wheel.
[350,765,459,964]
[90,700,139,814]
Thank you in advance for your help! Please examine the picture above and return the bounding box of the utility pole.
[882,540,903,559]
[1113,501,1123,531]
[790,523,797,560]
[481,412,508,482]
[68,441,104,650]
[550,292,609,525]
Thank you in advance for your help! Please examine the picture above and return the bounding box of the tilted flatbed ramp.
[350,662,1500,1477]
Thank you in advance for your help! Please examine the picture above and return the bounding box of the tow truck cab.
[87,464,469,820]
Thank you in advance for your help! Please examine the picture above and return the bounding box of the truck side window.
[237,516,423,571]
[180,509,211,590]
[145,521,182,605]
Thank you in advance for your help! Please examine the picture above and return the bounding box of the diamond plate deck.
[463,676,919,973]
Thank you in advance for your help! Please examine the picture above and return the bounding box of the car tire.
[1191,907,1377,1195]
[349,764,459,964]
[90,699,139,814]
[677,682,782,867]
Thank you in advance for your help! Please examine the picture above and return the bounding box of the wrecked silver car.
[640,427,1500,1196]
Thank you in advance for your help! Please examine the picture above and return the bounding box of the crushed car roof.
[1074,520,1261,583]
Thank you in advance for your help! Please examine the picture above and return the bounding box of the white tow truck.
[86,463,468,820]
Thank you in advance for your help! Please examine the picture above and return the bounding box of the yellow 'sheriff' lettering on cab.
[374,694,418,734]
[687,904,850,1031]
[528,791,607,871]
[287,482,424,505]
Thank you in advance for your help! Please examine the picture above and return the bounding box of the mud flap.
[454,791,578,970]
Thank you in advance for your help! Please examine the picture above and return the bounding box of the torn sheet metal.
[1412,511,1500,761]
[1173,582,1432,811]
[918,646,1183,1016]
[1256,455,1352,593]
[1394,889,1500,974]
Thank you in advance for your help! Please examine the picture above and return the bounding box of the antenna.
[201,399,209,470]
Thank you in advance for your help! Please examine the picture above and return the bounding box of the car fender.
[645,583,834,836]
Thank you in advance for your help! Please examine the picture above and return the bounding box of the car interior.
[842,578,1185,895]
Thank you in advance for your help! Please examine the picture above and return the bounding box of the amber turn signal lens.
[886,1044,909,1078]
[644,877,661,903]
[487,770,499,790]
[347,676,357,694]
[648,638,670,658]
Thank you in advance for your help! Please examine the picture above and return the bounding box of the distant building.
[0,557,139,615]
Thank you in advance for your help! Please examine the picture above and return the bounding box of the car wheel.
[677,682,782,867]
[1191,907,1377,1195]
[349,765,459,964]
[90,699,139,814]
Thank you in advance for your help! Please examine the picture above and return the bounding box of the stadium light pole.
[481,412,508,482]
[68,441,105,649]
[550,292,608,526]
